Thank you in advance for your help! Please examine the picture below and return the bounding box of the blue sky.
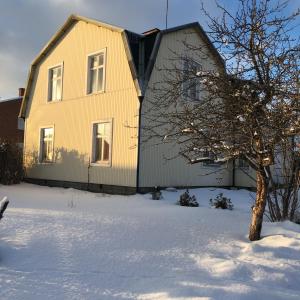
[0,0,299,99]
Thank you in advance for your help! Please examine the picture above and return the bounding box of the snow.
[0,183,300,300]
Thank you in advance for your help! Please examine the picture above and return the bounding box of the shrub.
[293,211,300,225]
[151,186,162,200]
[210,193,233,210]
[178,189,199,207]
[0,142,23,185]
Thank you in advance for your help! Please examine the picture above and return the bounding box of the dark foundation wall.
[24,177,137,195]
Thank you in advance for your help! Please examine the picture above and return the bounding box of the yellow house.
[20,15,251,194]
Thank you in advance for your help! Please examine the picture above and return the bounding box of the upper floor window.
[201,149,220,166]
[40,127,54,163]
[87,50,106,94]
[48,64,63,101]
[237,158,249,169]
[91,120,112,165]
[182,59,200,101]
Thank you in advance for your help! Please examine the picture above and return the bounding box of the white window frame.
[86,48,107,95]
[47,62,64,102]
[201,149,221,167]
[38,125,55,164]
[90,119,113,167]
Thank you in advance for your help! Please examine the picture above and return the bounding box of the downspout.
[136,95,144,193]
[232,159,236,187]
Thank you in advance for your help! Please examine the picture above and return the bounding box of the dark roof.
[143,28,160,35]
[0,97,22,104]
[126,21,224,94]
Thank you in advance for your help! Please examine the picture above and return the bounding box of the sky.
[0,0,299,99]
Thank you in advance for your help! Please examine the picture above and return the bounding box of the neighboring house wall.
[139,28,233,189]
[234,166,256,188]
[23,20,139,190]
[0,98,24,144]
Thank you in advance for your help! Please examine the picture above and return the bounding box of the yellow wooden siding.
[24,21,139,187]
[140,28,233,188]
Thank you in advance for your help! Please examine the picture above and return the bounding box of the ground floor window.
[40,127,54,163]
[92,120,112,165]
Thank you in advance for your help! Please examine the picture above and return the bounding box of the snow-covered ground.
[0,183,299,300]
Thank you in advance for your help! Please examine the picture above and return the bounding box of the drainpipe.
[136,96,144,193]
[232,159,236,187]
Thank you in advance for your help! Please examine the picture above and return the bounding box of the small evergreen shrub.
[178,189,199,207]
[293,211,300,225]
[210,193,233,210]
[151,186,162,200]
[0,142,23,185]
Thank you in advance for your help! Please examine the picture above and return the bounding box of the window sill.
[38,161,55,165]
[90,162,111,168]
[86,90,105,96]
[47,99,62,104]
[202,163,221,168]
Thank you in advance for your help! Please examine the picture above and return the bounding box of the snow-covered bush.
[0,142,23,185]
[178,190,199,207]
[210,193,233,210]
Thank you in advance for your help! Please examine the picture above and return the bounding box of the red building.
[0,88,24,145]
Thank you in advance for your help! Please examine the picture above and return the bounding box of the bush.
[0,142,23,185]
[293,211,300,225]
[151,186,162,200]
[178,189,199,207]
[210,193,233,210]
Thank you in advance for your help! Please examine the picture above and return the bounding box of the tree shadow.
[23,147,137,194]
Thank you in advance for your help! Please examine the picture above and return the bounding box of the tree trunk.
[249,169,268,241]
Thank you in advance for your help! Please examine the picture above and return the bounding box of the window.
[40,127,54,163]
[87,50,106,94]
[48,64,63,101]
[238,159,249,169]
[182,59,200,100]
[92,121,112,165]
[294,135,300,152]
[202,149,219,166]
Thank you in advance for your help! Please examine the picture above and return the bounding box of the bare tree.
[267,139,300,222]
[142,0,300,240]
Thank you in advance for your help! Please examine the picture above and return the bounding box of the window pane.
[92,56,98,68]
[88,52,105,94]
[95,137,102,161]
[42,139,48,161]
[44,128,53,138]
[49,66,62,101]
[52,80,57,100]
[97,68,104,91]
[56,67,61,77]
[56,79,62,100]
[103,138,110,161]
[97,123,104,136]
[98,53,104,66]
[47,140,53,161]
[90,69,97,93]
[93,122,111,163]
[41,128,53,162]
[104,122,110,136]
